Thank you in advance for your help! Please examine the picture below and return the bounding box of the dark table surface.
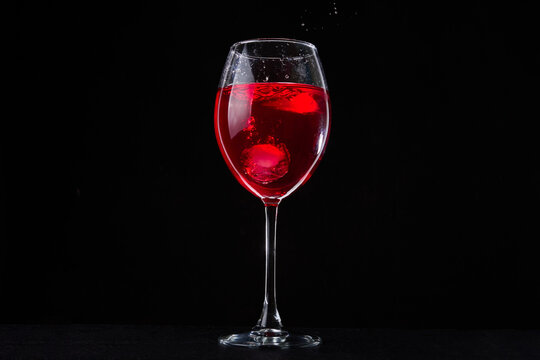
[1,325,539,360]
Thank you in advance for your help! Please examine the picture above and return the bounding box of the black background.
[5,1,539,329]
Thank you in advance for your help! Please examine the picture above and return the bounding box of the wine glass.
[215,38,330,348]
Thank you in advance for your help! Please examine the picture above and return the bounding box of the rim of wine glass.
[230,38,318,60]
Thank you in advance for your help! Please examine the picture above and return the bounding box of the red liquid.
[215,82,330,201]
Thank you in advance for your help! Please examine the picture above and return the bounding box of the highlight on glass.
[214,38,330,348]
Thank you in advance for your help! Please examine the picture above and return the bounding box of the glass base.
[219,330,321,348]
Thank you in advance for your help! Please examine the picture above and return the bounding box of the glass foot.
[219,330,321,348]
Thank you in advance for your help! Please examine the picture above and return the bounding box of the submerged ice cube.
[265,92,320,114]
[240,143,290,184]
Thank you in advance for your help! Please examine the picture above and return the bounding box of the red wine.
[215,82,330,201]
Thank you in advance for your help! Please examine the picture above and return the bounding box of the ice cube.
[240,143,290,184]
[265,92,319,114]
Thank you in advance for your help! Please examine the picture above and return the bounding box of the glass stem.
[252,202,287,336]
